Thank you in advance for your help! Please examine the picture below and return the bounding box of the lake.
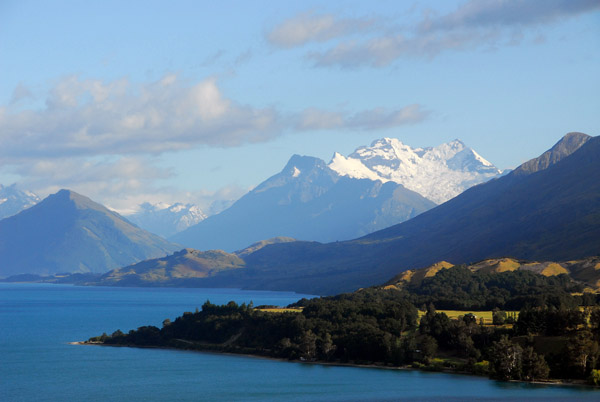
[1,283,597,401]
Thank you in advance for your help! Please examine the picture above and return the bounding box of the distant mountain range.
[0,189,180,277]
[0,185,207,239]
[1,138,501,250]
[3,132,596,296]
[170,132,598,295]
[0,184,40,220]
[172,138,500,251]
[329,138,502,204]
[125,202,207,238]
[171,154,436,251]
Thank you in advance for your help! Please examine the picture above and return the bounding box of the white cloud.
[0,74,281,161]
[270,1,600,68]
[266,11,376,48]
[295,108,344,130]
[0,74,431,212]
[5,154,249,215]
[419,0,600,32]
[295,104,429,130]
[11,156,171,200]
[346,105,430,130]
[1,75,431,162]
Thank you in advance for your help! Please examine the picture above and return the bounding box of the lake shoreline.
[71,341,593,389]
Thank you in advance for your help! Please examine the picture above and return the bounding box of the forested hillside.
[89,266,600,384]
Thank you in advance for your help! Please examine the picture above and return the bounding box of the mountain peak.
[513,132,592,176]
[0,190,179,277]
[329,137,501,204]
[48,189,107,212]
[447,139,465,148]
[272,154,332,182]
[0,184,40,219]
[125,201,206,238]
[283,154,327,172]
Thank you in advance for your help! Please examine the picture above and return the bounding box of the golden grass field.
[417,310,519,325]
[256,307,303,313]
[258,307,519,325]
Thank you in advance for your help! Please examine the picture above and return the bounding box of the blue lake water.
[1,283,598,401]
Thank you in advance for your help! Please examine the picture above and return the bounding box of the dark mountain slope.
[206,133,599,295]
[0,190,180,277]
[366,133,599,261]
[513,132,591,175]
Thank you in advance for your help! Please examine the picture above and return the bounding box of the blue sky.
[1,0,598,212]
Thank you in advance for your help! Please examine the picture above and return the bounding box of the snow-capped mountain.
[171,155,435,252]
[329,138,502,204]
[126,202,207,238]
[0,184,40,220]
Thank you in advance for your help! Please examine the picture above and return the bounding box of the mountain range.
[177,132,598,294]
[2,132,596,295]
[0,138,500,252]
[329,138,502,204]
[171,155,436,251]
[172,138,500,251]
[125,202,207,238]
[0,189,180,277]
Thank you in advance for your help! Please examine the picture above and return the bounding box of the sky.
[1,0,599,213]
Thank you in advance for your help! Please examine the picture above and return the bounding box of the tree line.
[89,266,600,385]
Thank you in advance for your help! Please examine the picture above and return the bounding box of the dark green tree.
[521,347,549,381]
[567,330,599,377]
[418,335,438,362]
[489,336,523,380]
[300,330,317,360]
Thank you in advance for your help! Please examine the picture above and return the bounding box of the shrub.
[589,369,600,386]
[472,360,490,375]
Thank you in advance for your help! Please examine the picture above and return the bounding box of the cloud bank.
[267,11,375,48]
[267,0,600,68]
[0,74,428,209]
[0,75,281,161]
[295,104,429,131]
[1,74,426,162]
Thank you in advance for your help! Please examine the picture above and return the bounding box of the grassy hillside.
[386,257,600,291]
[96,248,245,286]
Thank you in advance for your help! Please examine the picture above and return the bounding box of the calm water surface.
[1,283,597,401]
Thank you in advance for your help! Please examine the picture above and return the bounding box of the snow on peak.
[471,149,494,167]
[0,184,40,219]
[292,167,301,177]
[169,203,188,213]
[329,137,501,204]
[329,152,385,182]
[125,201,207,238]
